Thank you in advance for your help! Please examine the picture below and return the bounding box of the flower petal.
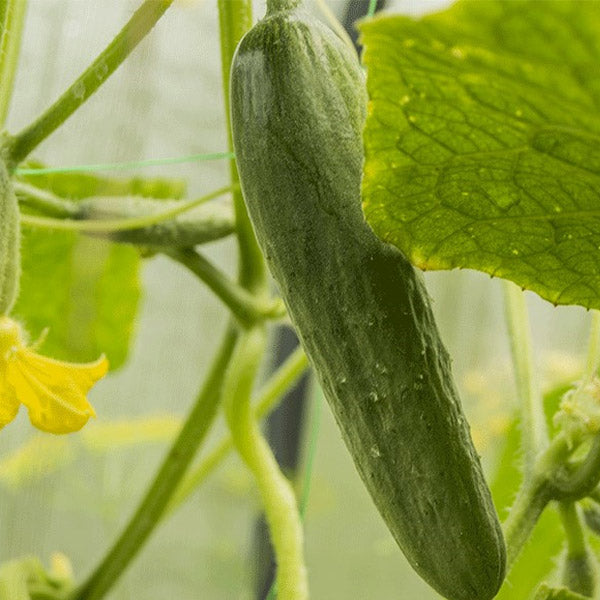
[6,352,108,434]
[0,372,20,428]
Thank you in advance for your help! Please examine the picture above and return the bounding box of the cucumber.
[0,158,20,315]
[78,196,235,247]
[230,6,506,600]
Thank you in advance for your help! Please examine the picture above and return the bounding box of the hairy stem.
[14,181,80,218]
[503,280,546,477]
[68,326,238,600]
[19,186,232,232]
[503,479,552,569]
[224,328,308,600]
[583,311,600,384]
[504,432,573,568]
[6,0,173,167]
[165,345,309,514]
[0,0,27,126]
[167,247,284,327]
[559,502,596,597]
[551,435,600,500]
[217,0,267,295]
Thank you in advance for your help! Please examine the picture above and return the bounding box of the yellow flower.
[0,316,108,434]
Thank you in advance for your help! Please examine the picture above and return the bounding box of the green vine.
[503,281,546,476]
[167,247,285,327]
[223,327,308,600]
[68,327,239,600]
[559,502,596,597]
[217,0,267,295]
[0,0,27,126]
[165,345,309,515]
[5,0,174,167]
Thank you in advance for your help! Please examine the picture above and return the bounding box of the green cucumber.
[0,158,20,315]
[78,196,235,247]
[230,6,505,600]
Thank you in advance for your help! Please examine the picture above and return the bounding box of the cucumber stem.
[551,435,600,500]
[165,345,309,515]
[166,247,285,327]
[558,502,596,597]
[5,0,173,167]
[0,0,27,126]
[503,479,552,569]
[218,0,268,296]
[19,185,233,232]
[502,280,546,477]
[583,311,600,384]
[503,432,573,568]
[223,328,309,600]
[67,326,239,600]
[14,182,81,218]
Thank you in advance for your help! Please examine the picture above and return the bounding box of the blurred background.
[0,1,594,598]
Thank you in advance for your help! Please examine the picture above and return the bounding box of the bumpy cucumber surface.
[231,8,505,600]
[0,159,20,315]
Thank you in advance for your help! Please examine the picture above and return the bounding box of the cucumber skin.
[231,11,505,600]
[0,160,20,315]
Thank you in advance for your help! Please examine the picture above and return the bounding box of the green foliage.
[491,416,564,600]
[534,583,590,600]
[231,8,504,600]
[7,164,194,367]
[79,195,235,247]
[0,415,181,489]
[360,0,600,309]
[17,161,186,200]
[14,230,139,369]
[0,159,19,314]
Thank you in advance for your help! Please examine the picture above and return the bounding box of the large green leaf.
[9,165,184,368]
[13,228,139,370]
[360,1,600,309]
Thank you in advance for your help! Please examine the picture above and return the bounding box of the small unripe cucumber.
[231,7,505,600]
[0,159,20,315]
[78,196,235,247]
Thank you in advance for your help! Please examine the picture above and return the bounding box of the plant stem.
[167,247,284,327]
[19,185,232,232]
[5,0,173,167]
[266,390,322,600]
[551,435,600,500]
[558,502,596,597]
[68,326,239,600]
[14,181,80,218]
[503,280,546,477]
[560,502,588,556]
[583,311,600,384]
[165,345,309,514]
[217,0,267,295]
[223,327,308,600]
[503,479,552,569]
[503,431,573,568]
[0,0,27,126]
